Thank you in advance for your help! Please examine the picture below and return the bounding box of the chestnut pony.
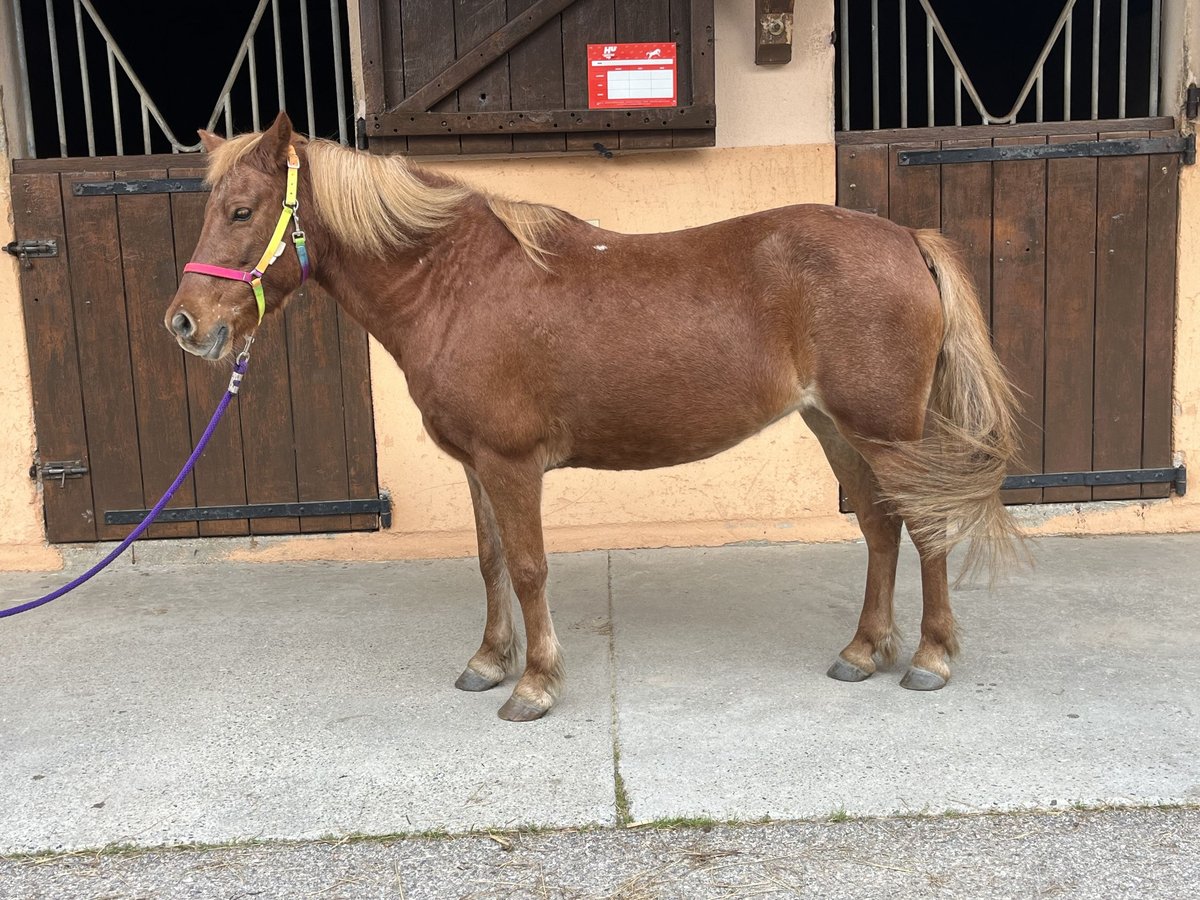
[166,112,1020,721]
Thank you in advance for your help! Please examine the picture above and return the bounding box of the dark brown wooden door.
[10,156,379,543]
[837,118,1180,505]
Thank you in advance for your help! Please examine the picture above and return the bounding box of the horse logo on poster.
[587,42,677,109]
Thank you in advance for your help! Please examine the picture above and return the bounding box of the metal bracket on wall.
[755,0,795,65]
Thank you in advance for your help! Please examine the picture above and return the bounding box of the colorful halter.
[183,144,310,323]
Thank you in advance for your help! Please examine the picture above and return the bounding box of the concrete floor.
[1,534,1198,856]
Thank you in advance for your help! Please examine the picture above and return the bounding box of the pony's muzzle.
[170,310,196,339]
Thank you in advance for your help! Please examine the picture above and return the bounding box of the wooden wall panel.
[509,0,568,153]
[236,311,301,535]
[168,165,251,537]
[402,0,461,156]
[990,136,1046,505]
[287,285,354,533]
[938,138,992,328]
[888,142,939,229]
[457,0,513,155]
[11,174,96,543]
[113,167,200,538]
[59,172,146,541]
[1093,131,1149,500]
[836,143,889,216]
[562,0,617,153]
[1042,134,1098,503]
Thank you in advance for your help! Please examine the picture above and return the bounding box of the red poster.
[587,42,678,110]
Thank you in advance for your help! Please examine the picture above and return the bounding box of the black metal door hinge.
[900,135,1196,167]
[4,239,58,268]
[30,459,88,486]
[1187,84,1200,120]
[72,178,208,196]
[104,492,393,528]
[1002,466,1187,496]
[356,117,368,150]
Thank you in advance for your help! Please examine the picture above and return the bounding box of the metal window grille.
[9,0,352,158]
[836,0,1164,131]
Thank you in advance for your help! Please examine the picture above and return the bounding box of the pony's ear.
[198,129,225,153]
[252,111,294,169]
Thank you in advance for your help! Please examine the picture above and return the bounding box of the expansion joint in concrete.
[606,550,632,825]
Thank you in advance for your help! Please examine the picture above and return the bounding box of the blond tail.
[880,229,1024,580]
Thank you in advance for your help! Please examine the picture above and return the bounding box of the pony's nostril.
[171,311,195,338]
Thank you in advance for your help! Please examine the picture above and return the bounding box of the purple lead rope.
[0,354,250,620]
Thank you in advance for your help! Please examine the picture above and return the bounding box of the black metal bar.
[1002,466,1186,496]
[370,105,717,136]
[73,178,209,196]
[899,135,1194,166]
[104,497,390,525]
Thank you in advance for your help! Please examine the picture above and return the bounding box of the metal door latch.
[3,239,59,269]
[31,460,88,486]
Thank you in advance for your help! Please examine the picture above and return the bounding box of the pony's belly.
[559,394,808,471]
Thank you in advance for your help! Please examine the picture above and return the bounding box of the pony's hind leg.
[801,410,903,681]
[456,468,520,692]
[898,527,958,691]
[855,442,959,691]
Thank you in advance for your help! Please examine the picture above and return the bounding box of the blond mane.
[205,135,563,269]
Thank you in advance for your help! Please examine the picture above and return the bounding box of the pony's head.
[165,111,307,360]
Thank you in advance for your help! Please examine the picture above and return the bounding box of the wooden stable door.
[10,156,381,543]
[837,118,1183,504]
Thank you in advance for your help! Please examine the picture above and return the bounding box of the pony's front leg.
[455,468,519,692]
[473,453,564,721]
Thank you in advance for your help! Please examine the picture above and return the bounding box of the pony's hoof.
[900,666,947,691]
[455,667,502,692]
[498,696,550,722]
[827,656,873,683]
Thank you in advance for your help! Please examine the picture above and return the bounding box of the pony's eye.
[232,207,252,222]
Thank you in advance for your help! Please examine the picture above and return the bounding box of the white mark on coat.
[593,244,608,251]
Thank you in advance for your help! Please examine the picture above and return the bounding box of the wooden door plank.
[888,141,940,229]
[991,136,1046,505]
[113,167,199,538]
[938,138,992,328]
[616,0,673,150]
[59,171,146,540]
[1042,134,1098,503]
[396,0,581,114]
[286,284,353,532]
[337,305,380,530]
[168,165,251,536]
[11,173,96,542]
[1142,131,1179,499]
[509,0,568,153]
[375,0,408,153]
[401,0,461,155]
[236,310,301,535]
[835,143,889,216]
[358,0,387,111]
[457,0,514,155]
[562,0,616,152]
[1093,131,1149,500]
